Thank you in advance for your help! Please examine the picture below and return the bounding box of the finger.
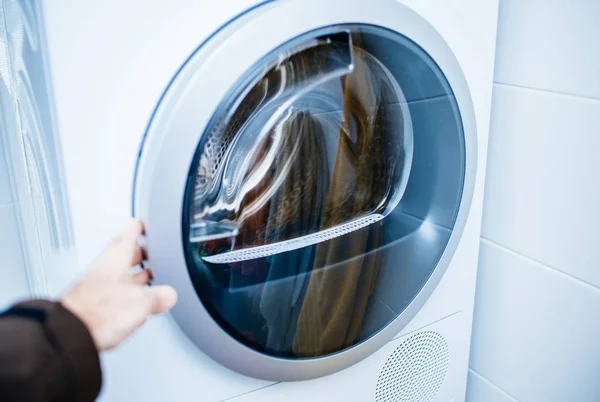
[103,219,145,271]
[144,285,178,315]
[118,219,145,248]
[131,245,144,267]
[131,268,153,285]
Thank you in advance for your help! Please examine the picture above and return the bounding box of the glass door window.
[181,25,465,359]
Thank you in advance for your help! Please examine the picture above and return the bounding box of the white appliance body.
[41,0,498,401]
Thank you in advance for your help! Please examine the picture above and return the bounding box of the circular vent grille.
[376,331,449,402]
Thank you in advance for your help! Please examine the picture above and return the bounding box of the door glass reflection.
[183,25,464,358]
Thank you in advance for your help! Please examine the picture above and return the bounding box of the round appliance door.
[134,0,477,381]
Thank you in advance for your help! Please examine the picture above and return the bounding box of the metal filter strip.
[202,213,384,264]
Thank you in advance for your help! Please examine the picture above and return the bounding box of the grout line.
[493,82,600,104]
[0,201,15,209]
[468,368,520,401]
[480,238,600,294]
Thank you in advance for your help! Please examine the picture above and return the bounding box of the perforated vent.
[203,213,384,263]
[193,102,254,201]
[376,331,449,402]
[193,119,235,199]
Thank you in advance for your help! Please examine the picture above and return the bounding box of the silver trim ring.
[134,0,477,381]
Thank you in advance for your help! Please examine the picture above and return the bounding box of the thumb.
[145,285,178,315]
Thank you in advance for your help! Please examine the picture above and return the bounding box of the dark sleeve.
[0,300,102,402]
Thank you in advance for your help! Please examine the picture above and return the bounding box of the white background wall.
[467,0,600,401]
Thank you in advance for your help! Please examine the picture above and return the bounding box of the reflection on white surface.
[0,0,75,297]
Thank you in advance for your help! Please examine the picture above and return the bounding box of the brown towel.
[293,38,387,357]
[260,110,328,353]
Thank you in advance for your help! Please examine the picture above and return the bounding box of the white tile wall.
[494,0,600,100]
[470,1,600,400]
[471,241,600,402]
[482,85,600,288]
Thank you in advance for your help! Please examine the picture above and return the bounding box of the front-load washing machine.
[35,0,498,400]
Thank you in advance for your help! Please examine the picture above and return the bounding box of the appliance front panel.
[223,313,470,402]
[135,0,477,381]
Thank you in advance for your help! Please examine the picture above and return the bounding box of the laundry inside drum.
[181,24,465,358]
[189,29,414,265]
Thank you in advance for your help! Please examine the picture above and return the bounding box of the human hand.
[61,219,177,351]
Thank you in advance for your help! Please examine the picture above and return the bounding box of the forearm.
[0,300,101,402]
